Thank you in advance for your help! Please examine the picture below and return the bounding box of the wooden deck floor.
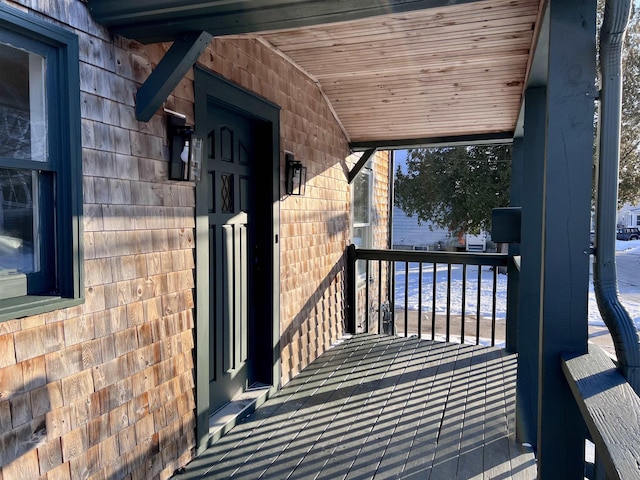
[176,334,537,479]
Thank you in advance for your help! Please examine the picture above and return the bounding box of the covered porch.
[84,0,640,478]
[175,334,536,479]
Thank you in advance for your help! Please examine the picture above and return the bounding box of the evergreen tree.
[394,145,511,238]
[618,6,640,205]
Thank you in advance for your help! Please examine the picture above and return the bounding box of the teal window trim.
[0,4,83,322]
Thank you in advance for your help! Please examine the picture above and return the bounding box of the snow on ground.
[589,239,640,329]
[394,263,507,318]
[393,239,640,330]
[615,238,640,253]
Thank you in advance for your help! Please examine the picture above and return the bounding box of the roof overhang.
[88,0,495,43]
[87,0,547,149]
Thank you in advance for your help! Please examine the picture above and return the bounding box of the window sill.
[0,295,83,323]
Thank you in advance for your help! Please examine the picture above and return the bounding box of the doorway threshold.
[207,384,272,446]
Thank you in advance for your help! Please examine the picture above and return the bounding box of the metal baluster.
[492,264,498,347]
[365,260,370,333]
[476,265,482,345]
[404,261,409,337]
[390,260,395,335]
[432,262,437,341]
[446,263,452,342]
[377,259,383,334]
[461,264,467,344]
[417,262,423,338]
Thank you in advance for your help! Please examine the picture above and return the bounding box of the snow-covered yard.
[392,240,640,348]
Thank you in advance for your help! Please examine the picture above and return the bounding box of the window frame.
[351,162,373,283]
[0,4,83,321]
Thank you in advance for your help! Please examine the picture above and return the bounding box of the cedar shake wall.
[371,152,391,252]
[0,3,390,480]
[1,2,196,479]
[354,151,392,334]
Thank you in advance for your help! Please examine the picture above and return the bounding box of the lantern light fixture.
[285,152,306,196]
[166,109,203,182]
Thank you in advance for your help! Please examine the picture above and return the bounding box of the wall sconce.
[285,152,307,195]
[167,111,203,182]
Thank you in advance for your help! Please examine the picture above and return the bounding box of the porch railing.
[562,344,640,479]
[346,245,509,346]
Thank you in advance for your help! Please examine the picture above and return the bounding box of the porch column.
[516,88,545,447]
[537,0,596,477]
[505,136,523,354]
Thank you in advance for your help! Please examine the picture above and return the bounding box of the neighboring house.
[392,152,489,252]
[392,208,492,252]
[392,206,452,249]
[0,1,618,479]
[617,202,640,227]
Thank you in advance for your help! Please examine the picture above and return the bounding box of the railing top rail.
[562,344,640,480]
[353,248,508,267]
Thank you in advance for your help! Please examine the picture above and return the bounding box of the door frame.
[193,66,281,454]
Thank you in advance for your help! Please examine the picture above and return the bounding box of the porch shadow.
[174,334,537,479]
[1,376,49,477]
[279,236,349,383]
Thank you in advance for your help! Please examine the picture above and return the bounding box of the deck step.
[207,384,271,446]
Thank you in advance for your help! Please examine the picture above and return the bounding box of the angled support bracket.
[347,148,376,184]
[136,31,213,121]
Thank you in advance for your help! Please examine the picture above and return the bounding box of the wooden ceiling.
[87,0,545,148]
[256,0,542,147]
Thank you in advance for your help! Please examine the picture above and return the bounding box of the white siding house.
[617,203,640,227]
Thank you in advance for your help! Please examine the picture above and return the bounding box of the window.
[352,163,373,281]
[636,215,640,227]
[0,5,82,320]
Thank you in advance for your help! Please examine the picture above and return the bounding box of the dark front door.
[206,104,256,412]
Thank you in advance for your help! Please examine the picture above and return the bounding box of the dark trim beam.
[505,136,523,354]
[349,131,513,152]
[136,31,212,121]
[87,0,488,43]
[348,148,376,184]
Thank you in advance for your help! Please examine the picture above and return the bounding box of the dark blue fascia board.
[87,0,487,44]
[349,131,514,152]
[136,30,212,121]
[514,1,549,138]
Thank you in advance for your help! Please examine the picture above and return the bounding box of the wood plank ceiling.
[254,0,542,146]
[87,0,545,147]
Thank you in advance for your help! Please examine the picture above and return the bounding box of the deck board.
[453,347,487,480]
[371,340,435,479]
[175,335,536,480]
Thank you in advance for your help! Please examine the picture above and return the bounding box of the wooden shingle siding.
[0,1,389,478]
[0,0,197,478]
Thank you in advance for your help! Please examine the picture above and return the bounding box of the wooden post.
[517,87,545,447]
[505,136,523,353]
[537,0,596,477]
[347,244,357,334]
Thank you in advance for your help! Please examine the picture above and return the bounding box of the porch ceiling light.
[167,110,202,182]
[285,152,306,196]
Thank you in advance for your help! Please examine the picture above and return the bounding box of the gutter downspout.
[594,0,640,393]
